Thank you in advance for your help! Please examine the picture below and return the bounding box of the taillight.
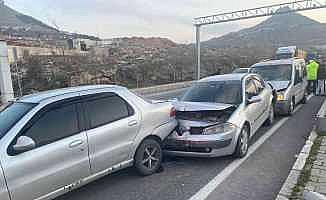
[170,107,176,118]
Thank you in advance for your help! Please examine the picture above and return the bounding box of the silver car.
[250,58,308,115]
[0,85,177,200]
[164,73,274,158]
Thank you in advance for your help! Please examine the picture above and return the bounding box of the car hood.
[267,81,290,92]
[173,101,235,112]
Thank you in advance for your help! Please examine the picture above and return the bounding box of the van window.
[294,63,303,84]
[85,95,131,129]
[23,104,79,147]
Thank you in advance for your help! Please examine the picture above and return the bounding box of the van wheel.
[134,138,162,176]
[234,125,249,158]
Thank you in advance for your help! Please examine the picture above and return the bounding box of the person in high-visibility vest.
[306,60,319,95]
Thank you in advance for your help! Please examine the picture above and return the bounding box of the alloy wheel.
[240,129,249,156]
[142,145,160,169]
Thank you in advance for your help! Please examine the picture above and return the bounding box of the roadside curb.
[276,131,318,200]
[276,97,325,200]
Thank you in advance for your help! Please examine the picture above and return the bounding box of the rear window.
[0,102,36,139]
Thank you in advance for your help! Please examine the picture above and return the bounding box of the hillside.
[0,2,58,34]
[204,7,326,49]
[0,1,98,40]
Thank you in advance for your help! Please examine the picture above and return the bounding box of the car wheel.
[301,92,307,104]
[234,125,249,158]
[134,138,162,176]
[264,104,274,126]
[287,99,295,116]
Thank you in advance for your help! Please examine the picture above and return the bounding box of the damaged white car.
[164,73,274,158]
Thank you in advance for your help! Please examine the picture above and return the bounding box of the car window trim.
[82,93,135,131]
[7,98,83,156]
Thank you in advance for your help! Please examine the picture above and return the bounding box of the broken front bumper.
[163,128,239,158]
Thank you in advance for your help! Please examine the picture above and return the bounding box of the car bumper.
[275,100,289,114]
[163,129,239,158]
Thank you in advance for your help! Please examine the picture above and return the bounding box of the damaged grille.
[190,127,204,135]
[176,109,234,123]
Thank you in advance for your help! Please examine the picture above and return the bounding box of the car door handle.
[69,140,83,148]
[128,120,138,126]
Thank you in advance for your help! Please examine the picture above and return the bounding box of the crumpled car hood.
[173,101,234,112]
[267,81,290,92]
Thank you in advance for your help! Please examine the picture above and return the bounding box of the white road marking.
[188,104,304,200]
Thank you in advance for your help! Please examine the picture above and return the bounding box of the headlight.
[277,92,285,101]
[203,123,236,135]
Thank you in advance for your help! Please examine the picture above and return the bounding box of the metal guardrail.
[131,81,193,96]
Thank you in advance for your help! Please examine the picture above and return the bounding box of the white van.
[250,58,307,115]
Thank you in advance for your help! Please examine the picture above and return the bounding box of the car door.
[293,62,305,104]
[81,92,140,174]
[252,77,269,123]
[245,77,265,133]
[2,101,90,200]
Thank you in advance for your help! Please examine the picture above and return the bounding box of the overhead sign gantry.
[194,0,326,80]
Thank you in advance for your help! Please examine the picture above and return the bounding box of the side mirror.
[13,136,36,153]
[247,96,262,104]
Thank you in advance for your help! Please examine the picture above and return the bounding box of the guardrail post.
[0,41,14,104]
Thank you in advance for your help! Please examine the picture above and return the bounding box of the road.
[57,88,325,200]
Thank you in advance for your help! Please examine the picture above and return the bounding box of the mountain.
[204,7,326,49]
[0,1,58,34]
[0,1,98,40]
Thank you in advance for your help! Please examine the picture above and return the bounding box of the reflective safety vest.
[306,61,319,81]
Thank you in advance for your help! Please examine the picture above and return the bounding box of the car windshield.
[251,64,292,81]
[0,102,36,139]
[181,80,242,105]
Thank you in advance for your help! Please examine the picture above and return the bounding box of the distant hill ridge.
[0,1,99,40]
[0,1,58,34]
[204,7,326,49]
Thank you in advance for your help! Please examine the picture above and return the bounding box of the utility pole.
[195,25,201,80]
[0,41,14,104]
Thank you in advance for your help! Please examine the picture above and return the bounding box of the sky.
[5,0,326,43]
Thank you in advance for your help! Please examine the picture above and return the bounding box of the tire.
[301,92,307,104]
[234,125,250,158]
[134,138,162,176]
[286,99,295,116]
[264,104,274,126]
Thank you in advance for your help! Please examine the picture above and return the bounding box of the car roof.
[199,73,248,82]
[252,58,305,67]
[18,85,125,103]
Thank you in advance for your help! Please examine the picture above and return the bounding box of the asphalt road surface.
[56,88,325,200]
